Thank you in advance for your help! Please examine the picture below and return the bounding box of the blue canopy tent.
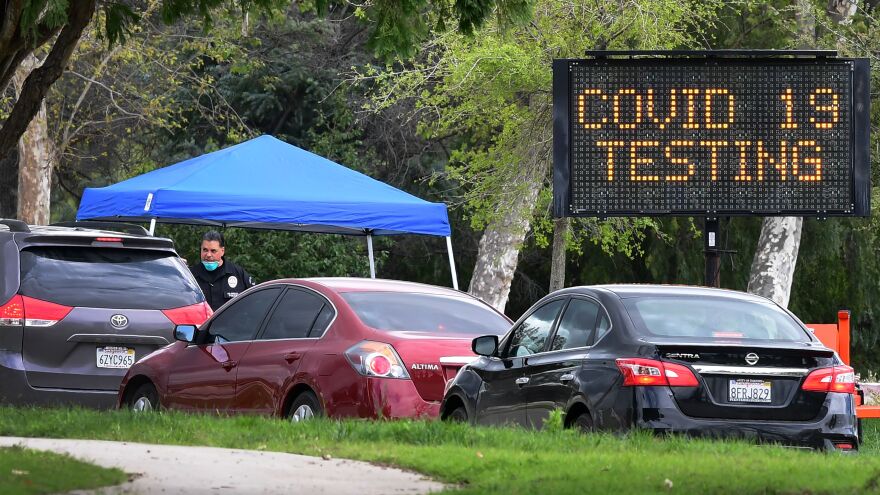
[77,135,458,288]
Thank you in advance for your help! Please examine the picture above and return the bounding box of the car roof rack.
[50,221,149,236]
[0,219,31,233]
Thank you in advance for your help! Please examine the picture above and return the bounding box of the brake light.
[802,365,855,394]
[344,341,410,379]
[616,358,699,387]
[20,296,73,327]
[0,295,24,326]
[94,237,122,243]
[162,302,213,326]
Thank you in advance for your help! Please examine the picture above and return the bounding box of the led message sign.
[552,57,870,217]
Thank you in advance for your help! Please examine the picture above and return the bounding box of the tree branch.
[0,1,96,157]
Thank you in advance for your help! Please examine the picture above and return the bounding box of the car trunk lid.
[384,332,477,402]
[655,343,835,421]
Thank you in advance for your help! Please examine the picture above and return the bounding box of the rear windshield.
[622,296,811,342]
[341,292,510,335]
[19,247,203,310]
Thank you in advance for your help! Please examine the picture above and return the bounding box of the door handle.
[221,360,237,371]
[515,377,530,386]
[284,352,303,363]
[560,373,575,383]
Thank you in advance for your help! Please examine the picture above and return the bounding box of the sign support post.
[704,218,720,288]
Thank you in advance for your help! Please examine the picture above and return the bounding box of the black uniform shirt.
[190,258,255,311]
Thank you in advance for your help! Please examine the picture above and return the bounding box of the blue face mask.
[202,261,220,272]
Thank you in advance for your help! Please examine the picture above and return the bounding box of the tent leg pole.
[446,236,459,290]
[148,218,156,236]
[367,234,376,279]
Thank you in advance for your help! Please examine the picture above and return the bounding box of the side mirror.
[472,335,499,357]
[174,324,196,343]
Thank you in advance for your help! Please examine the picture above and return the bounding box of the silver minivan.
[0,220,211,407]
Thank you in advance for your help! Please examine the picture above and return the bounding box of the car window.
[207,288,281,343]
[261,289,326,340]
[622,296,811,341]
[341,292,509,335]
[309,304,335,338]
[506,299,565,357]
[19,247,202,309]
[594,313,611,344]
[550,298,600,351]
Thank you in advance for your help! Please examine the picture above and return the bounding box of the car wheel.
[446,405,468,422]
[572,412,594,432]
[129,383,160,412]
[288,391,323,423]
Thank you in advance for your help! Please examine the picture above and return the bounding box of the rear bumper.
[0,350,117,408]
[360,377,440,419]
[634,387,858,450]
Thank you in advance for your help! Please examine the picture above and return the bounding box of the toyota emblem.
[110,314,129,329]
[745,353,759,366]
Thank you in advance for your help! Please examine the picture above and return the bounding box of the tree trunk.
[549,217,569,292]
[468,175,543,312]
[0,148,17,218]
[827,0,857,25]
[747,0,820,308]
[468,93,550,313]
[13,54,53,225]
[747,217,803,307]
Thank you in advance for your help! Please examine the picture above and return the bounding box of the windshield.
[19,247,203,310]
[342,292,510,335]
[622,296,811,342]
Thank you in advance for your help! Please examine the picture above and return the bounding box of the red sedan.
[118,278,510,420]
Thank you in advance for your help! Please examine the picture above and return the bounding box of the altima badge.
[745,353,759,366]
[110,314,129,329]
[411,363,439,371]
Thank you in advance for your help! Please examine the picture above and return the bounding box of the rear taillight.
[802,365,855,394]
[162,302,213,326]
[18,296,73,327]
[616,358,699,387]
[0,295,24,326]
[345,341,410,379]
[0,295,75,327]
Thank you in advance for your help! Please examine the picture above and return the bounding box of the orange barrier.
[807,310,880,419]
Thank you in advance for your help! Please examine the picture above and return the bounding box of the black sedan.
[441,285,858,451]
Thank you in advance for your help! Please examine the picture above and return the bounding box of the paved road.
[0,437,446,495]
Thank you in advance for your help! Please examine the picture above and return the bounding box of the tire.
[128,383,160,412]
[572,412,594,433]
[288,391,323,423]
[446,405,468,423]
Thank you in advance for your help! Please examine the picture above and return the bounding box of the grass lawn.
[0,407,878,494]
[0,445,126,495]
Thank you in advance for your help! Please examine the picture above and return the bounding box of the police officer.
[190,231,255,311]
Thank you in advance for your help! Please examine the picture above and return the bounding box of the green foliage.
[20,1,70,43]
[362,0,721,284]
[3,407,880,494]
[364,0,534,59]
[160,224,374,283]
[0,445,126,495]
[542,407,565,433]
